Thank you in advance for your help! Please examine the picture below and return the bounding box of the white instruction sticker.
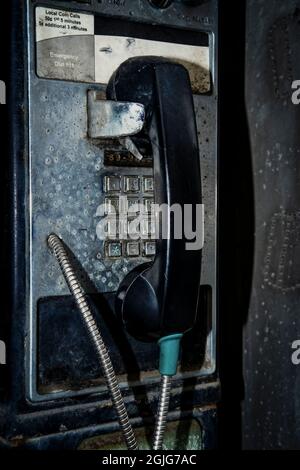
[36,7,94,42]
[36,7,95,82]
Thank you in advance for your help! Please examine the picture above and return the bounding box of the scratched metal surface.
[29,79,154,299]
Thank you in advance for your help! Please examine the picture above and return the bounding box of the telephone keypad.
[103,172,156,260]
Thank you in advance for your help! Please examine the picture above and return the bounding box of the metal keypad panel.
[103,173,156,259]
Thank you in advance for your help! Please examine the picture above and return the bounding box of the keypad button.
[143,198,154,214]
[106,219,119,239]
[127,220,141,239]
[127,198,140,215]
[144,241,156,257]
[105,198,119,215]
[124,176,140,193]
[104,176,121,193]
[106,242,122,258]
[141,219,157,238]
[143,176,154,193]
[126,242,140,257]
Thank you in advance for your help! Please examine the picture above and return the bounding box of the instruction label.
[36,7,95,82]
[36,7,94,41]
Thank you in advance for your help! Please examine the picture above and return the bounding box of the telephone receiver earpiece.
[107,57,202,344]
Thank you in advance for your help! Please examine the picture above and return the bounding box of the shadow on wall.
[218,0,254,450]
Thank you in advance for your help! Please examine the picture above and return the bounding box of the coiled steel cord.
[47,234,138,451]
[152,375,172,450]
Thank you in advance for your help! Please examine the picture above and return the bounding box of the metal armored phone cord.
[153,375,172,450]
[47,234,138,451]
[152,335,183,450]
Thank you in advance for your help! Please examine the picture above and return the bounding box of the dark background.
[0,2,11,399]
[218,0,253,450]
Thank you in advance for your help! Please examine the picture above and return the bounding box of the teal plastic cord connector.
[158,334,183,377]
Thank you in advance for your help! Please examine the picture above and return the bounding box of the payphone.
[1,0,219,450]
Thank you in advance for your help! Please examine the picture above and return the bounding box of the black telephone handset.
[107,57,202,348]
